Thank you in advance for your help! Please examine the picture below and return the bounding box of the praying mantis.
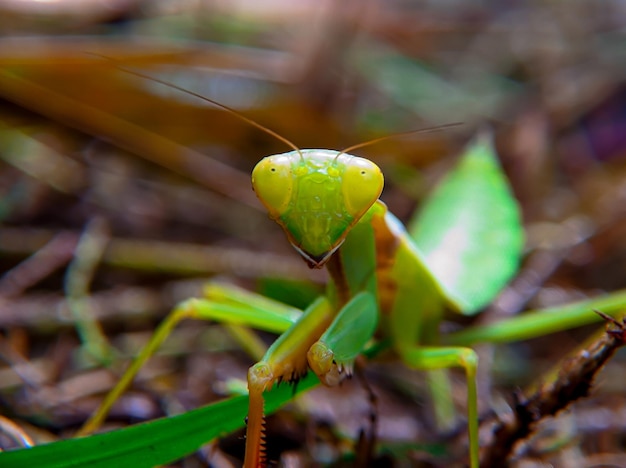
[241,140,522,468]
[68,64,524,467]
[80,140,514,467]
[9,65,619,467]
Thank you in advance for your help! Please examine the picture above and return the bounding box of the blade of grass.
[0,373,319,467]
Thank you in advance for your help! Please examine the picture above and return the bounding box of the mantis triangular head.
[252,149,384,268]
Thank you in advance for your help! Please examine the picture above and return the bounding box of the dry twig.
[482,310,626,467]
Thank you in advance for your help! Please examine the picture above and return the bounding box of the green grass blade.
[409,134,524,314]
[0,373,320,468]
[444,289,626,346]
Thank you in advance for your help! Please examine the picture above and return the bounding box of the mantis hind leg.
[400,346,479,468]
[77,283,300,437]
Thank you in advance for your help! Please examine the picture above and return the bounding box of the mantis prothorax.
[78,63,624,468]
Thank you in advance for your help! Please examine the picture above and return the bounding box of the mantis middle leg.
[77,283,301,437]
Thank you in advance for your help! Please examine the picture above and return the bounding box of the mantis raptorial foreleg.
[308,292,378,386]
[244,296,334,467]
[244,291,379,467]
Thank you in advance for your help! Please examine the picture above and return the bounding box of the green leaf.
[409,134,523,314]
[0,373,319,468]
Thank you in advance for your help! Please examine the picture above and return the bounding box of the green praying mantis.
[56,67,626,467]
[73,66,520,464]
[241,141,521,467]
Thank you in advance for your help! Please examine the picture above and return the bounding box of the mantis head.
[252,149,384,268]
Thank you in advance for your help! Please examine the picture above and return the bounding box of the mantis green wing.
[409,135,524,314]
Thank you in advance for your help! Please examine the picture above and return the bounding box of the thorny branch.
[481,311,626,467]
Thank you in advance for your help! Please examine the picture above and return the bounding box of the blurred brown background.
[0,1,625,466]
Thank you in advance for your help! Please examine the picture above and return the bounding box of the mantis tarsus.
[66,66,626,468]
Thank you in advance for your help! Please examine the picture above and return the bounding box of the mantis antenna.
[334,122,462,161]
[87,53,303,159]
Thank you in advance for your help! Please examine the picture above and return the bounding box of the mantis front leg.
[244,291,379,467]
[244,296,335,467]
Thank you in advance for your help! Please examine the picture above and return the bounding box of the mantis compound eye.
[341,156,384,218]
[252,155,294,219]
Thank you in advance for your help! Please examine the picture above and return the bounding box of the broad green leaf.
[409,135,523,314]
[0,373,319,468]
